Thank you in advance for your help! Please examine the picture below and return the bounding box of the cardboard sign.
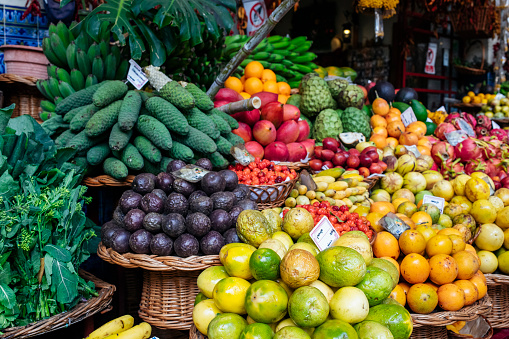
[127,59,148,89]
[445,130,468,146]
[422,195,445,214]
[401,107,417,127]
[310,216,340,252]
[425,43,437,74]
[243,0,267,36]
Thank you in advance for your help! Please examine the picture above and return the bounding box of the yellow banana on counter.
[86,315,134,339]
[104,322,151,339]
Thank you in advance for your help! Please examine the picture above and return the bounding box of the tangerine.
[453,280,478,306]
[245,61,264,79]
[429,254,458,285]
[370,201,396,215]
[401,253,430,284]
[386,137,399,148]
[370,133,388,148]
[225,77,243,93]
[426,235,453,256]
[448,234,466,254]
[263,80,279,94]
[406,283,439,314]
[372,127,388,138]
[239,92,251,99]
[425,282,439,291]
[464,244,478,257]
[416,225,437,242]
[452,250,480,280]
[412,211,433,228]
[261,69,277,83]
[469,275,487,300]
[437,228,462,237]
[406,121,427,139]
[277,82,291,96]
[387,121,405,138]
[371,115,388,129]
[244,77,264,95]
[372,98,390,116]
[399,282,411,295]
[399,230,427,255]
[399,131,419,146]
[390,284,407,306]
[372,231,400,260]
[240,75,246,84]
[437,284,465,311]
[472,270,487,284]
[278,94,289,104]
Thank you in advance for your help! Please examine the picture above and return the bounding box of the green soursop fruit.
[313,109,343,142]
[337,84,364,109]
[327,79,349,97]
[286,94,301,108]
[341,107,372,139]
[300,76,336,117]
[298,73,320,93]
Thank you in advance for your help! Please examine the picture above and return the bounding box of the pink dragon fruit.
[445,112,476,130]
[460,112,477,128]
[434,123,457,140]
[475,125,489,137]
[444,112,461,124]
[427,135,440,145]
[431,141,455,164]
[454,138,482,162]
[464,160,483,175]
[477,115,492,130]
[490,129,508,143]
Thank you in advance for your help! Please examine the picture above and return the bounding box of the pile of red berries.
[229,159,298,185]
[284,202,374,239]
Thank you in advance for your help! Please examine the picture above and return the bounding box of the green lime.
[240,323,275,339]
[355,267,394,307]
[249,248,281,281]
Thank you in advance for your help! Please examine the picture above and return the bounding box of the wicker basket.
[450,6,498,39]
[139,270,200,330]
[82,175,136,187]
[190,324,206,339]
[485,274,509,329]
[454,41,487,76]
[363,176,380,191]
[0,74,43,122]
[0,270,116,339]
[277,162,310,171]
[247,176,299,209]
[410,325,448,339]
[447,316,493,339]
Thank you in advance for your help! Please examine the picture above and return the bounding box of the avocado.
[209,209,232,233]
[129,229,153,254]
[195,158,213,171]
[132,173,156,194]
[173,178,197,197]
[162,213,186,238]
[211,191,236,212]
[223,228,241,244]
[140,193,164,214]
[167,159,186,172]
[218,170,239,191]
[200,231,225,255]
[174,233,199,257]
[164,193,188,215]
[201,172,226,195]
[368,81,395,103]
[123,208,146,232]
[232,185,250,202]
[155,172,174,193]
[394,87,418,104]
[186,212,211,237]
[189,196,214,215]
[143,212,163,233]
[150,233,173,256]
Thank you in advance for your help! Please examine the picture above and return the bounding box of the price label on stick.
[445,130,468,146]
[401,107,417,127]
[422,195,445,214]
[127,59,148,90]
[310,216,340,251]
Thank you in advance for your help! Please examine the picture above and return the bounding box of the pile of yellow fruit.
[225,61,291,104]
[461,91,495,104]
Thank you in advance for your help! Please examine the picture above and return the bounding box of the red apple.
[232,122,252,142]
[296,120,310,142]
[245,141,264,159]
[366,150,379,163]
[300,139,315,157]
[332,153,347,167]
[252,120,277,146]
[361,146,377,155]
[370,162,383,174]
[321,149,335,161]
[287,142,307,162]
[347,155,360,168]
[264,142,289,161]
[260,102,284,128]
[348,149,360,157]
[230,109,260,127]
[214,88,243,103]
[276,120,299,144]
[283,104,300,121]
[323,161,333,169]
[322,137,339,153]
[309,159,323,171]
[251,91,279,109]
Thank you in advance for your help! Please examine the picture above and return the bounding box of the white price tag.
[404,145,421,158]
[493,120,501,129]
[127,59,149,90]
[422,195,445,214]
[437,106,447,113]
[495,93,506,101]
[445,130,468,146]
[426,117,433,122]
[457,119,475,137]
[310,216,340,252]
[401,107,417,127]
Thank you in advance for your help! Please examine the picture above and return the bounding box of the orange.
[472,270,486,284]
[449,235,466,254]
[401,253,430,284]
[386,137,399,148]
[399,131,419,146]
[372,231,400,260]
[417,146,431,156]
[277,82,291,96]
[240,75,246,84]
[411,212,433,228]
[372,98,390,116]
[244,61,264,79]
[425,282,439,291]
[387,121,405,138]
[396,214,416,229]
[438,284,465,311]
[372,127,388,138]
[454,280,478,306]
[469,275,487,300]
[261,69,276,83]
[371,115,388,129]
[453,250,480,280]
[244,77,264,95]
[225,76,243,93]
[239,92,251,99]
[381,257,400,276]
[399,282,411,295]
[367,212,384,232]
[426,235,453,257]
[263,80,279,94]
[392,198,409,210]
[370,133,388,148]
[370,201,396,215]
[438,228,461,237]
[278,95,289,104]
[407,283,438,314]
[417,137,432,149]
[390,284,407,306]
[429,254,458,285]
[464,244,478,257]
[399,230,426,255]
[406,121,427,139]
[416,225,437,243]
[385,112,402,124]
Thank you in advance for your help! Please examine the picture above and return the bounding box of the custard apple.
[286,94,301,108]
[299,73,320,92]
[327,79,349,97]
[300,76,336,117]
[337,84,364,109]
[313,109,343,142]
[341,107,371,139]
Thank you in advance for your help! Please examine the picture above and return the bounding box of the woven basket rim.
[0,73,38,86]
[244,176,299,189]
[447,315,493,339]
[485,273,509,285]
[411,294,492,327]
[97,242,221,271]
[82,175,135,187]
[0,270,116,339]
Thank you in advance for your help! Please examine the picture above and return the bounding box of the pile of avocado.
[101,158,259,257]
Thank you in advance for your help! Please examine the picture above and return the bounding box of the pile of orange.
[369,98,431,156]
[372,229,487,315]
[224,61,291,104]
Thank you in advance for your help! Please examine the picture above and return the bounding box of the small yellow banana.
[86,315,134,339]
[104,322,151,339]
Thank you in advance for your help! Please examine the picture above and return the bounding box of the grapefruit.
[249,248,281,281]
[316,246,367,288]
[312,319,359,339]
[288,286,329,328]
[240,323,275,339]
[273,326,311,339]
[280,249,320,288]
[369,258,400,289]
[197,266,230,298]
[364,304,413,339]
[208,313,248,339]
[245,280,288,323]
[213,277,251,314]
[354,321,394,339]
[193,299,222,335]
[329,286,370,323]
[355,267,394,306]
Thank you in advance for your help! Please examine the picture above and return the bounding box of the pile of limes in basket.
[225,61,292,104]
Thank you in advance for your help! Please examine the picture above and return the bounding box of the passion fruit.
[280,249,320,289]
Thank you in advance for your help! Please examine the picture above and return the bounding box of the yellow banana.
[86,315,134,339]
[104,322,151,339]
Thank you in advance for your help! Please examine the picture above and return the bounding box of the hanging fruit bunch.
[354,0,399,18]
